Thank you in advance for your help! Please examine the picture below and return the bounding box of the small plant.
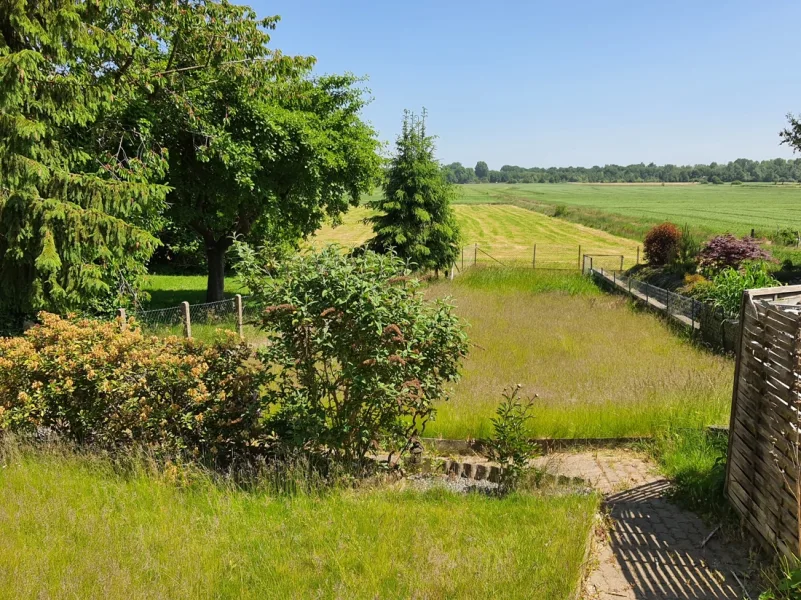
[699,233,773,273]
[552,204,568,218]
[487,385,538,492]
[760,565,801,599]
[731,180,743,185]
[643,222,682,266]
[771,228,799,247]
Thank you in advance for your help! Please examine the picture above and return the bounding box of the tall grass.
[427,269,732,439]
[0,442,598,600]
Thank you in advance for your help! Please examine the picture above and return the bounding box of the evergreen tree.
[368,110,460,273]
[0,1,169,321]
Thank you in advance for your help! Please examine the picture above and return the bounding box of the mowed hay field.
[312,204,641,269]
[0,444,598,600]
[425,269,732,440]
[456,182,801,239]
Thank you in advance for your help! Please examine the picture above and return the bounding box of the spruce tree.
[368,110,460,273]
[0,1,169,322]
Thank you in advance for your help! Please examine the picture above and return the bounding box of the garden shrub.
[643,222,682,266]
[698,233,772,273]
[0,314,267,462]
[667,224,700,274]
[693,262,780,315]
[236,244,468,466]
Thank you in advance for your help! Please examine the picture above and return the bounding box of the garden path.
[533,450,759,600]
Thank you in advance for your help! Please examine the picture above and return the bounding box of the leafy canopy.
[368,110,460,273]
[140,5,381,300]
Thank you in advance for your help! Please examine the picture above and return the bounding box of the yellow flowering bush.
[0,313,267,461]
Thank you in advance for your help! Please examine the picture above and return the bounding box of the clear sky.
[257,0,801,169]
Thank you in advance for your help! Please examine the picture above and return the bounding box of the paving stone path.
[533,450,759,600]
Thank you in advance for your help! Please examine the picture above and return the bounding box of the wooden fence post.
[235,294,244,340]
[620,255,624,272]
[532,244,537,269]
[117,308,127,331]
[577,245,582,270]
[474,243,477,266]
[181,301,191,339]
[636,246,640,265]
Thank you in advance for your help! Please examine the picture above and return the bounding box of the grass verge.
[0,443,599,600]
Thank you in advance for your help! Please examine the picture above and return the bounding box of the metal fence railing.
[583,257,739,352]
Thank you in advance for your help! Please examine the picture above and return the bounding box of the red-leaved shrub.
[644,223,682,265]
[698,234,772,273]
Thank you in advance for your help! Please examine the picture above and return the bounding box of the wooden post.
[474,243,477,266]
[628,276,632,296]
[449,264,455,281]
[636,246,640,265]
[235,294,244,340]
[620,255,624,272]
[181,301,191,339]
[461,246,465,271]
[577,245,581,270]
[532,244,537,269]
[117,308,127,331]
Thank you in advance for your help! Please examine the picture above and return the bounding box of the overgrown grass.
[646,428,736,526]
[0,443,599,600]
[426,269,732,440]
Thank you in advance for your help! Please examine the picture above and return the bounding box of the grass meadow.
[312,204,640,269]
[425,268,732,440]
[455,182,801,241]
[0,442,598,600]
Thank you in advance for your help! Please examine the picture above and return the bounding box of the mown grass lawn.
[425,268,732,440]
[0,445,598,600]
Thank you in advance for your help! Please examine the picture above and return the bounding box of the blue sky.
[257,0,801,169]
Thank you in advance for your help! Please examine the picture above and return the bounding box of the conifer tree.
[368,110,460,273]
[0,1,169,321]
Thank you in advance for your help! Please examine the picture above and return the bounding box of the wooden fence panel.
[726,286,801,558]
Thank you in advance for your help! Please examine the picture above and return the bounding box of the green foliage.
[474,161,489,181]
[0,313,266,462]
[236,244,468,466]
[487,385,539,492]
[0,0,171,317]
[694,261,780,315]
[368,110,461,273]
[761,566,801,599]
[552,204,569,217]
[668,224,700,274]
[643,223,682,265]
[135,4,381,301]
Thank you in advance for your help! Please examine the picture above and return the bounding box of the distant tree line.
[443,158,801,184]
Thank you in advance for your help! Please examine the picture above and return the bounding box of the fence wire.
[133,295,252,340]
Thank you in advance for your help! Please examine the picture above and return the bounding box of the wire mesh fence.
[459,244,638,271]
[584,259,739,352]
[132,295,253,342]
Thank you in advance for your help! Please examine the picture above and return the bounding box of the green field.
[313,204,640,269]
[0,443,598,600]
[453,182,801,241]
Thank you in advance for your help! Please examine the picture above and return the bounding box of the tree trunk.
[206,243,227,302]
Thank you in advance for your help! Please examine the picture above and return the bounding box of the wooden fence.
[726,284,801,558]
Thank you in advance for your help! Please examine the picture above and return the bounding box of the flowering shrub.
[0,314,267,461]
[698,234,772,273]
[237,244,469,466]
[644,223,682,265]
